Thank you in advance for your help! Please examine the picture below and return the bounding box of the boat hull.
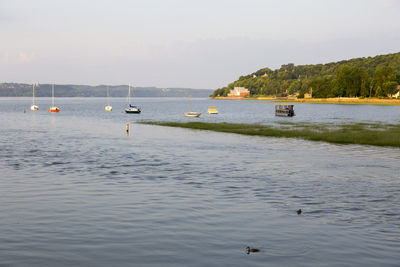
[125,108,141,114]
[184,112,201,117]
[275,112,295,117]
[105,105,112,111]
[30,105,39,111]
[49,107,60,112]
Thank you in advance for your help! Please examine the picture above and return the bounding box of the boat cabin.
[275,104,295,117]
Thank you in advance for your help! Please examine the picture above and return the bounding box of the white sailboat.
[48,84,60,112]
[184,95,201,117]
[105,86,112,111]
[30,83,39,111]
[124,84,141,114]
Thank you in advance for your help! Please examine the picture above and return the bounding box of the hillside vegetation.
[212,52,400,98]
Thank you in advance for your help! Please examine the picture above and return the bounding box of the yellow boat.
[207,106,218,114]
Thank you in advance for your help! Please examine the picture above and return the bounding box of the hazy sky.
[1,0,400,88]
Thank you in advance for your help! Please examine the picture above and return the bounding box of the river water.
[0,97,399,266]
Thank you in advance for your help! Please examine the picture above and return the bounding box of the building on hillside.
[304,93,312,99]
[227,87,250,97]
[393,85,400,98]
[304,88,313,99]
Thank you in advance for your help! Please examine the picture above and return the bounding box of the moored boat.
[125,104,141,113]
[48,84,60,112]
[124,84,141,114]
[105,86,112,111]
[30,83,39,111]
[184,111,201,117]
[207,106,218,114]
[184,95,201,117]
[49,106,60,112]
[275,104,295,117]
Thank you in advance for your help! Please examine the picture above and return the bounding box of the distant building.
[304,93,312,99]
[227,87,250,97]
[394,85,400,98]
[304,88,312,99]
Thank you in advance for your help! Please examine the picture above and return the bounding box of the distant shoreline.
[0,96,209,98]
[212,97,400,105]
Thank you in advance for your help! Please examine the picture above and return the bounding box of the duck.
[246,246,260,254]
[297,209,302,215]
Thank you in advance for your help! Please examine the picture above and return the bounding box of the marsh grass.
[141,121,400,147]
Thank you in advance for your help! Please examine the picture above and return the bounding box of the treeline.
[0,84,213,97]
[212,52,400,98]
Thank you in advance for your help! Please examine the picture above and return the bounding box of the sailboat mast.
[128,84,131,105]
[107,86,110,105]
[52,84,54,107]
[188,95,191,112]
[32,84,35,105]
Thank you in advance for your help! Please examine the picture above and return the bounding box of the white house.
[227,87,250,97]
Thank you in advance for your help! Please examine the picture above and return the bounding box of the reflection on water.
[0,98,399,266]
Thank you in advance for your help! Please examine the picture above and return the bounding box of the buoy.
[126,123,129,135]
[297,209,302,215]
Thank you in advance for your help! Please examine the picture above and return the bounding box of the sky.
[1,0,400,89]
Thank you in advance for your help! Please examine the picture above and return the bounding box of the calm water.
[1,97,399,266]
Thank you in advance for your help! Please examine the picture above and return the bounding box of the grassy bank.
[141,121,400,147]
[212,97,400,105]
[281,98,400,105]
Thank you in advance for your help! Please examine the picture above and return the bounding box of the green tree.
[336,66,369,97]
[375,85,384,97]
[373,66,396,96]
[309,76,334,98]
[382,81,398,97]
[288,80,301,95]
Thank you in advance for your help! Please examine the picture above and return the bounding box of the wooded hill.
[0,84,212,98]
[211,52,400,98]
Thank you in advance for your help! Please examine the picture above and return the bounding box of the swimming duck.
[246,246,260,254]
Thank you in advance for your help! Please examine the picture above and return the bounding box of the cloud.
[384,0,400,7]
[2,52,9,63]
[18,51,36,63]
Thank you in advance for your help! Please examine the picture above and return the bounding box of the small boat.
[275,104,295,117]
[184,95,201,117]
[125,104,141,114]
[105,86,112,111]
[185,111,201,117]
[207,106,218,114]
[49,84,60,112]
[124,84,141,114]
[30,83,39,111]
